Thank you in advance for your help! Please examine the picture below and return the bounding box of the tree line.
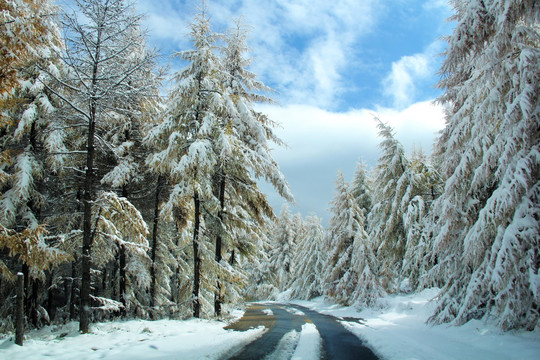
[256,0,539,332]
[1,0,292,335]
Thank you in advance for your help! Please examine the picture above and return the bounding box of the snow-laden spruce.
[324,172,384,306]
[368,119,413,291]
[0,0,73,328]
[46,0,159,333]
[290,215,326,300]
[425,0,539,330]
[269,204,297,290]
[146,10,292,317]
[351,161,373,219]
[400,148,442,289]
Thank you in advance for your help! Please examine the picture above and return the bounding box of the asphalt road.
[224,303,378,360]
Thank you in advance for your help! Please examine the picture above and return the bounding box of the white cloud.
[260,99,445,166]
[257,99,446,222]
[423,0,452,12]
[383,53,431,109]
[137,0,379,108]
[382,40,445,109]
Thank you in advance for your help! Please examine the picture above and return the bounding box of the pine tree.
[368,119,413,291]
[324,172,377,305]
[0,0,61,102]
[0,0,72,326]
[426,0,539,330]
[208,18,293,315]
[400,148,442,290]
[351,161,372,218]
[269,205,296,290]
[290,215,326,300]
[48,0,158,332]
[243,230,279,301]
[146,6,227,318]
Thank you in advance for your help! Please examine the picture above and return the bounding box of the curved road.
[224,303,378,360]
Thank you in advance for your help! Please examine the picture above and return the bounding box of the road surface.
[224,303,378,360]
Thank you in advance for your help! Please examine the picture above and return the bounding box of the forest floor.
[0,288,539,359]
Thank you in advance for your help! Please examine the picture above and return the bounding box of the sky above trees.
[129,0,455,223]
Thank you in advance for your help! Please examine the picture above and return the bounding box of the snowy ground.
[292,288,540,360]
[0,312,264,360]
[1,289,539,360]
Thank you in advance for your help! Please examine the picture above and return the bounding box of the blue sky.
[133,0,455,223]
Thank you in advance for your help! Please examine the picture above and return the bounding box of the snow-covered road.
[224,303,378,360]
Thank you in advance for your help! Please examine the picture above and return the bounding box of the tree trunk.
[46,272,53,323]
[214,175,225,316]
[16,272,24,346]
[30,279,39,326]
[70,258,78,320]
[150,176,163,308]
[101,267,107,297]
[119,244,126,316]
[21,264,30,323]
[79,13,103,333]
[112,253,119,300]
[79,110,96,333]
[193,191,201,318]
[229,249,235,266]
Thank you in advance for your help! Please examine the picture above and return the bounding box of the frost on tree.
[324,172,383,306]
[0,0,71,285]
[48,0,158,332]
[290,216,326,300]
[400,148,442,290]
[426,0,539,330]
[269,205,297,290]
[351,161,372,218]
[368,119,415,291]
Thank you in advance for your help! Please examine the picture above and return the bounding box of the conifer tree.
[324,172,378,305]
[351,161,372,218]
[268,205,296,290]
[48,0,158,332]
[208,19,292,315]
[145,6,226,318]
[400,148,442,290]
[426,0,539,330]
[367,119,412,291]
[0,0,71,325]
[290,216,326,300]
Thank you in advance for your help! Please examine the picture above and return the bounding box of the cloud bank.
[258,100,446,223]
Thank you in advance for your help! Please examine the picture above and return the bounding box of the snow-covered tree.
[50,0,158,332]
[243,230,279,301]
[425,0,539,330]
[290,215,326,300]
[368,119,413,291]
[0,0,62,101]
[351,161,372,218]
[324,172,379,305]
[88,192,150,315]
[400,148,442,290]
[0,0,73,327]
[206,18,293,315]
[146,6,228,318]
[268,205,297,290]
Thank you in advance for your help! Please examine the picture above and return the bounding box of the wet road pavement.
[224,303,378,360]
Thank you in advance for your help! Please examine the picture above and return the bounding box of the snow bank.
[0,318,264,360]
[293,288,540,360]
